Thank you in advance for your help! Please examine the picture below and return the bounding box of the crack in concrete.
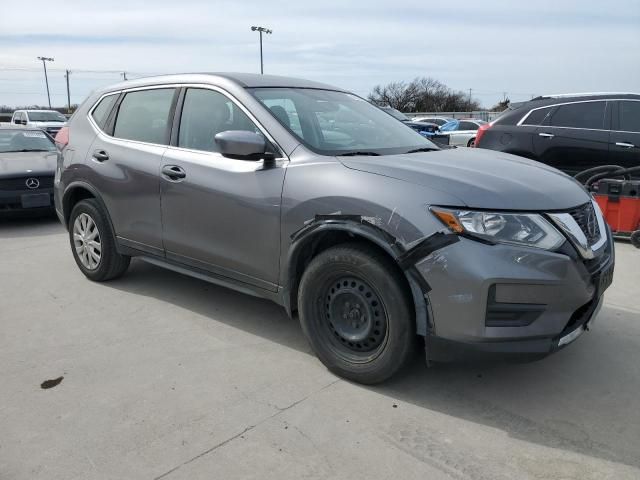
[153,378,340,480]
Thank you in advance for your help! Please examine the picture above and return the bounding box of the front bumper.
[0,189,55,215]
[417,228,614,362]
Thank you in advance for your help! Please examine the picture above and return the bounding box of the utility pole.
[121,71,128,81]
[503,91,507,102]
[65,70,72,113]
[468,88,472,110]
[37,56,54,108]
[251,26,273,74]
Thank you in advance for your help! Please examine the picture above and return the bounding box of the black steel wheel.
[298,243,415,384]
[322,276,388,360]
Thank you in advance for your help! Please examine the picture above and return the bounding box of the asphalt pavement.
[1,216,639,480]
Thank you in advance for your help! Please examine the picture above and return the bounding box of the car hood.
[339,148,590,210]
[30,121,66,128]
[0,151,57,177]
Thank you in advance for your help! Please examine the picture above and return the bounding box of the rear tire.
[631,230,640,249]
[298,243,415,384]
[68,199,130,281]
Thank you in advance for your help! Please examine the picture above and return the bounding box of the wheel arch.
[62,182,115,235]
[283,220,432,337]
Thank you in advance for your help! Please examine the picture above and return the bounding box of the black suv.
[475,93,640,176]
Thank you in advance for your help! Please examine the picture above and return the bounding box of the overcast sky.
[1,0,638,109]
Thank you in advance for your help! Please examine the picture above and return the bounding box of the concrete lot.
[1,216,639,480]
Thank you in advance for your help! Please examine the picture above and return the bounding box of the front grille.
[567,202,600,245]
[0,176,54,191]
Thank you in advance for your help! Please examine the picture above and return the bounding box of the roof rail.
[537,92,639,99]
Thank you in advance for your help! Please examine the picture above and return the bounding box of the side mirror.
[214,130,275,161]
[20,119,27,125]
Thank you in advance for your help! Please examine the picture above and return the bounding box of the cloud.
[1,0,638,107]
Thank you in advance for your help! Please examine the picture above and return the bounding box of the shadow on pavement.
[0,214,62,239]
[106,259,640,470]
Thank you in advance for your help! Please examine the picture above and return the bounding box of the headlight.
[431,207,565,250]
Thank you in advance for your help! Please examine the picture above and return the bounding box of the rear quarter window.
[91,94,119,130]
[521,106,553,126]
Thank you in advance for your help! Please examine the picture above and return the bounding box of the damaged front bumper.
[415,230,614,362]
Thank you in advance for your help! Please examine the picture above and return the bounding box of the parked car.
[0,126,57,215]
[55,74,614,384]
[411,116,454,126]
[439,119,487,147]
[475,93,640,176]
[380,107,450,145]
[11,109,68,138]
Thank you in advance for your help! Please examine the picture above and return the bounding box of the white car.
[411,116,453,126]
[11,109,68,138]
[439,119,487,147]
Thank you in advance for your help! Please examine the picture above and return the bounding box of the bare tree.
[490,98,510,112]
[369,77,482,112]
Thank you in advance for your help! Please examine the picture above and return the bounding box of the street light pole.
[65,70,72,113]
[251,26,272,74]
[37,56,54,108]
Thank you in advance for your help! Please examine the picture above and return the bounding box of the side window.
[91,94,118,130]
[619,101,640,133]
[459,121,478,131]
[522,107,552,125]
[113,88,175,144]
[550,101,606,129]
[178,88,260,153]
[13,112,22,123]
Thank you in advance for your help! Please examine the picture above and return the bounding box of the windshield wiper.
[405,147,439,154]
[336,151,380,157]
[8,149,52,153]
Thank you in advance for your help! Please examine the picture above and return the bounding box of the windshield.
[251,88,438,156]
[27,111,67,122]
[440,120,459,132]
[382,107,409,122]
[0,129,57,153]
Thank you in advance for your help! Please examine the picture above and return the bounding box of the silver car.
[440,119,487,147]
[54,73,614,384]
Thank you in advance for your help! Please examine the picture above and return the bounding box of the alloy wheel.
[73,213,102,270]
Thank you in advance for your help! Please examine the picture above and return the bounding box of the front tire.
[298,243,415,384]
[467,137,475,147]
[68,199,130,281]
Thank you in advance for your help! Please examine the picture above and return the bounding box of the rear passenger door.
[87,87,178,255]
[610,100,640,172]
[533,100,610,176]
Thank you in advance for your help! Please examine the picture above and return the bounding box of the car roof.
[17,109,62,112]
[96,72,347,95]
[495,92,640,125]
[520,92,640,109]
[0,125,45,131]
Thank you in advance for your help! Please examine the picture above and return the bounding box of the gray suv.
[54,73,614,384]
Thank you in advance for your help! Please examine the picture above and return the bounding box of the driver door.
[160,87,287,291]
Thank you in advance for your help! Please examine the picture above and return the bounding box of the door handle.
[538,132,555,138]
[92,149,109,162]
[162,165,186,180]
[615,142,635,148]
